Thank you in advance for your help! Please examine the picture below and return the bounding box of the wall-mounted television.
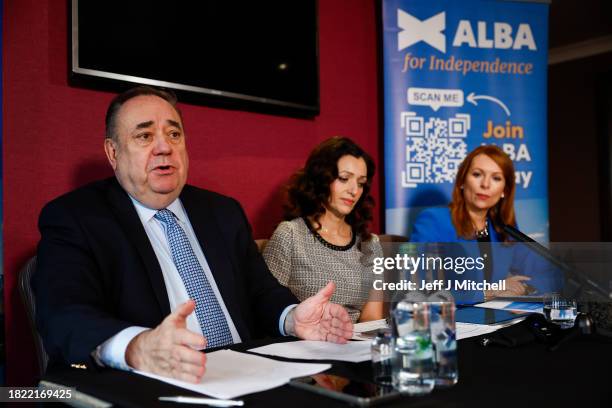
[70,0,319,117]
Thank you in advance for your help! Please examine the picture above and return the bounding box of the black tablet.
[289,374,401,407]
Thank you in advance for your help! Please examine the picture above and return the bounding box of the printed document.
[475,300,543,314]
[249,340,372,362]
[135,349,330,399]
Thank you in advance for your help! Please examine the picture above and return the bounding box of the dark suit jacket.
[33,177,298,367]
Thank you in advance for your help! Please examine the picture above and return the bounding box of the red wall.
[3,1,381,385]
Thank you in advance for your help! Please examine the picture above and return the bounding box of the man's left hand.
[291,281,353,343]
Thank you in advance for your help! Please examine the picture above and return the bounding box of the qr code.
[400,112,470,188]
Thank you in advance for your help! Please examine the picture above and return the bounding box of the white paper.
[352,317,509,341]
[135,349,330,399]
[351,332,379,341]
[475,300,543,314]
[354,321,507,341]
[351,319,389,341]
[353,319,388,333]
[249,340,372,363]
[475,300,513,310]
[456,322,500,340]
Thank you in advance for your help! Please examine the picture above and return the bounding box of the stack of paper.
[352,319,389,340]
[352,315,517,341]
[456,322,501,339]
[475,300,543,314]
[249,340,372,363]
[135,349,330,399]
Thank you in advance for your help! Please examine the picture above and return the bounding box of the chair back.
[378,234,409,243]
[255,239,269,253]
[18,256,48,376]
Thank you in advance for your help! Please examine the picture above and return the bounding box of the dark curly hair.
[283,136,376,241]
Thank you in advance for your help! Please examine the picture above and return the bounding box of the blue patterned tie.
[154,209,233,348]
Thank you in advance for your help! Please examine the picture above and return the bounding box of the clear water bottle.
[391,293,435,396]
[428,290,458,387]
[371,329,394,385]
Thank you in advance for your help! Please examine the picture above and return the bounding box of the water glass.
[392,300,435,396]
[371,329,394,385]
[543,293,577,329]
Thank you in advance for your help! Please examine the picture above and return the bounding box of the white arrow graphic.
[466,92,511,116]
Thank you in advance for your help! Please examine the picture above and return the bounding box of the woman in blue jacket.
[411,145,559,302]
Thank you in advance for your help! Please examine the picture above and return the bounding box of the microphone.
[503,224,568,272]
[503,224,612,301]
[502,224,536,243]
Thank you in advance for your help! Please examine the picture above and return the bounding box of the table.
[42,327,612,407]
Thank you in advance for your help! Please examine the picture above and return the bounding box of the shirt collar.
[129,195,187,225]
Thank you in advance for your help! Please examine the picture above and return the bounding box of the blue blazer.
[411,207,501,243]
[410,207,561,303]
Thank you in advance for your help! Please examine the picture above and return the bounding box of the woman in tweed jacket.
[263,137,383,323]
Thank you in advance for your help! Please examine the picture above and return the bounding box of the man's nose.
[152,133,172,154]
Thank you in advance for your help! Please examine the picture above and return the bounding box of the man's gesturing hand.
[125,300,207,383]
[293,281,353,343]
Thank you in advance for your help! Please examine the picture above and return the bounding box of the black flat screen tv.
[70,0,319,117]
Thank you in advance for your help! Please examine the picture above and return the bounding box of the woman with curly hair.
[263,137,383,322]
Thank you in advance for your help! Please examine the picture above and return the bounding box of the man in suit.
[33,86,353,383]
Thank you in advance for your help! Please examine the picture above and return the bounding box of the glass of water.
[543,293,577,329]
[392,300,435,396]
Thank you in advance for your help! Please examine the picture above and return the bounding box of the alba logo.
[398,10,446,52]
[397,9,537,53]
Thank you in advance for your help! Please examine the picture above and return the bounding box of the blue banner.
[383,0,549,241]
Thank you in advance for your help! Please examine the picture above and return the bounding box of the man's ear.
[104,138,119,170]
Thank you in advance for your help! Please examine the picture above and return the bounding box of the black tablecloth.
[42,326,612,408]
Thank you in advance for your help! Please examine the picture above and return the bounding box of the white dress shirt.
[96,196,296,370]
[97,197,246,369]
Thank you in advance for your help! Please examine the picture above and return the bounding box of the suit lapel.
[180,187,249,339]
[106,178,171,316]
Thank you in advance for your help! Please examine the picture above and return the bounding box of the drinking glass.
[543,293,577,329]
